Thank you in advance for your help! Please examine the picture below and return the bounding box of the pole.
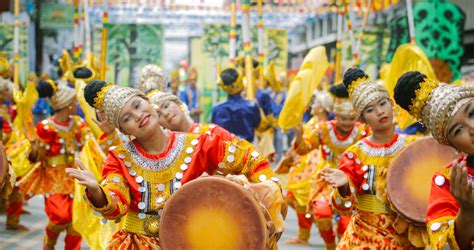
[242,0,256,99]
[257,0,264,88]
[100,0,109,79]
[13,0,20,85]
[229,0,237,67]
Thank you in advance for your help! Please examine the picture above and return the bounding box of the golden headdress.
[395,72,474,145]
[138,64,166,93]
[37,79,76,111]
[313,90,334,114]
[187,67,198,81]
[170,69,180,81]
[217,67,244,95]
[0,77,13,95]
[329,83,357,116]
[0,52,12,80]
[343,68,390,115]
[86,81,145,129]
[264,62,282,91]
[147,90,185,112]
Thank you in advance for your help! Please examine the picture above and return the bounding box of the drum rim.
[160,176,268,249]
[387,136,458,226]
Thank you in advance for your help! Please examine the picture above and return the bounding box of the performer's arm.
[203,134,277,184]
[450,161,474,249]
[66,155,130,220]
[293,123,321,155]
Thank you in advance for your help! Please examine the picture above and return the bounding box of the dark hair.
[0,116,3,131]
[329,83,349,98]
[36,80,55,98]
[73,67,93,79]
[394,71,426,112]
[343,68,368,90]
[84,80,108,108]
[220,68,239,86]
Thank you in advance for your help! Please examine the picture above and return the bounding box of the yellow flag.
[385,44,437,130]
[278,46,328,130]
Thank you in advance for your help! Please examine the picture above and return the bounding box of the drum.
[387,136,459,226]
[160,176,280,250]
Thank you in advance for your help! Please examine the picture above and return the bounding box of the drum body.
[387,136,459,225]
[160,176,276,250]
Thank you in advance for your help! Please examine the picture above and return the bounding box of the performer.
[168,69,180,96]
[265,63,286,161]
[21,79,86,250]
[1,141,15,204]
[180,68,201,123]
[65,80,282,249]
[281,89,334,245]
[212,68,263,142]
[321,68,422,249]
[394,71,474,249]
[0,70,30,231]
[139,64,231,138]
[293,83,370,249]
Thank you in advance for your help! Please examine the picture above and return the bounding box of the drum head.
[387,136,459,225]
[160,176,267,250]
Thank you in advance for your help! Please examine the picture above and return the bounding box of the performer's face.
[310,100,322,116]
[0,90,12,102]
[447,99,474,155]
[335,114,358,134]
[118,96,159,138]
[361,97,393,132]
[156,101,186,132]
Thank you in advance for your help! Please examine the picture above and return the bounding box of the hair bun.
[36,79,56,98]
[84,80,108,108]
[343,68,368,90]
[220,68,239,86]
[329,83,349,98]
[73,67,93,79]
[394,71,426,112]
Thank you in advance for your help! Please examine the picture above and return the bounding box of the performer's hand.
[66,158,100,193]
[94,111,116,135]
[450,160,474,212]
[294,123,304,145]
[320,168,348,188]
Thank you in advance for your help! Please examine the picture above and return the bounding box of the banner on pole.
[40,3,75,29]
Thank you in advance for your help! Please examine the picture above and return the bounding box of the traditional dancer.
[322,68,423,249]
[282,89,334,245]
[212,67,263,142]
[293,83,369,249]
[394,71,474,249]
[21,79,86,249]
[66,80,282,249]
[139,64,232,138]
[180,68,201,123]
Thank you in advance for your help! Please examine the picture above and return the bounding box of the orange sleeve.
[85,154,131,220]
[426,162,461,250]
[330,151,359,215]
[209,124,235,141]
[293,123,321,155]
[36,121,62,156]
[193,133,277,184]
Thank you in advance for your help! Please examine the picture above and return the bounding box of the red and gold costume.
[84,82,283,249]
[331,133,423,249]
[88,131,279,249]
[189,122,234,139]
[294,119,369,248]
[393,74,474,249]
[20,115,89,249]
[426,157,474,249]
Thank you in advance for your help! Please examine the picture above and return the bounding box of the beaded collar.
[124,133,186,171]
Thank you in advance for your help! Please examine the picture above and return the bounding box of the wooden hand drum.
[160,176,272,250]
[387,136,459,226]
